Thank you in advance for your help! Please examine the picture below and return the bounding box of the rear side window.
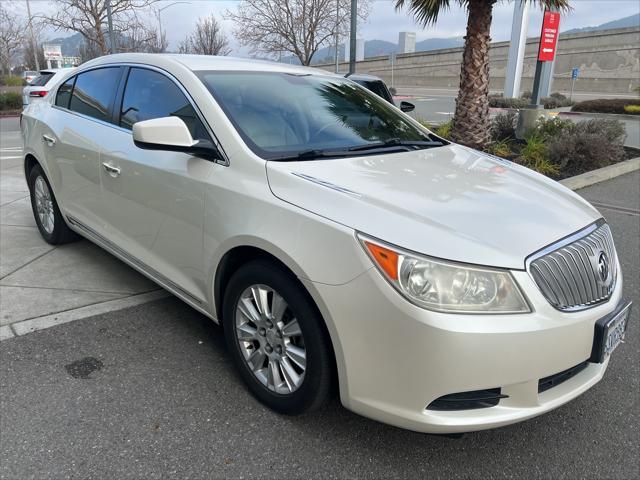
[31,73,55,87]
[119,67,209,140]
[69,67,121,123]
[55,77,75,109]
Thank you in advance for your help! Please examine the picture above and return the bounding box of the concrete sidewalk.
[0,118,163,340]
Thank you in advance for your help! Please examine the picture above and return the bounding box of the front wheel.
[222,260,333,414]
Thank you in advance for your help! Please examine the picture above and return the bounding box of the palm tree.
[395,0,571,149]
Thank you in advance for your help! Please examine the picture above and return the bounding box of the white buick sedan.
[20,54,630,434]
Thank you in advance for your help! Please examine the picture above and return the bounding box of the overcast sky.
[22,0,640,54]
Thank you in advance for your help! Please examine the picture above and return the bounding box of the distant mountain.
[46,33,84,57]
[416,37,464,51]
[309,36,464,64]
[563,13,640,35]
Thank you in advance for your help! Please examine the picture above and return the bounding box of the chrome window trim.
[52,62,229,166]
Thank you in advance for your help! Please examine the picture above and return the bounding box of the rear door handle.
[42,134,56,146]
[102,162,121,177]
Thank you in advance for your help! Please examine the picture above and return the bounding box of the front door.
[99,67,218,303]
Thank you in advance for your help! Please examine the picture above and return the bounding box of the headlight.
[358,234,530,314]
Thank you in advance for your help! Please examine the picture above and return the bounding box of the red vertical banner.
[537,11,561,62]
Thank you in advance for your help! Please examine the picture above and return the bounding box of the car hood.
[266,144,602,270]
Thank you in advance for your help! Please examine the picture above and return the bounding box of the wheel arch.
[24,153,40,179]
[212,243,342,393]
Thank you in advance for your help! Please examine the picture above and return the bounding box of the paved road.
[1,171,638,479]
[397,88,640,148]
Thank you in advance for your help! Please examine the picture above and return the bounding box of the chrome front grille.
[529,222,617,311]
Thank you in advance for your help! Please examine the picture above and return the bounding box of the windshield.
[196,71,442,160]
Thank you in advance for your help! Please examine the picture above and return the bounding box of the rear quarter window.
[55,77,75,109]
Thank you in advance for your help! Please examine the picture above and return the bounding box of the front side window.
[55,77,75,109]
[69,67,121,122]
[197,71,440,160]
[119,68,208,140]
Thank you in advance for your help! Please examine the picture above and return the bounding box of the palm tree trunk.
[449,0,496,149]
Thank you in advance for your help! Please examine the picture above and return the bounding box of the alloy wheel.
[34,176,55,234]
[235,284,307,394]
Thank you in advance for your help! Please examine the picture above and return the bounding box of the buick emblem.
[597,251,609,283]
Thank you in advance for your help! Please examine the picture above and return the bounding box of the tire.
[28,164,78,245]
[222,260,333,414]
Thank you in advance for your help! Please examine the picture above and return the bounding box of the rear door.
[42,66,124,236]
[98,66,217,302]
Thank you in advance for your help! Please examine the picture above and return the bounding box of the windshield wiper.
[348,137,446,152]
[272,149,356,162]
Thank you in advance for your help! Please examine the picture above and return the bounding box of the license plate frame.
[589,300,632,363]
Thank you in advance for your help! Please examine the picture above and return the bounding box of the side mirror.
[400,101,415,113]
[132,116,220,160]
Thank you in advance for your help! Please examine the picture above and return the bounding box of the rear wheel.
[222,260,333,414]
[28,164,78,245]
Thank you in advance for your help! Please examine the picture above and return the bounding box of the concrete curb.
[560,157,640,191]
[3,290,170,340]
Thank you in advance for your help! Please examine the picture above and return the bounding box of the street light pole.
[156,2,191,53]
[349,0,356,74]
[334,0,340,73]
[106,0,116,54]
[25,0,40,70]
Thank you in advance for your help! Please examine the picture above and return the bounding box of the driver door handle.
[102,162,121,177]
[42,134,56,146]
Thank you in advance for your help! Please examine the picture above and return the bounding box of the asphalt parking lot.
[1,163,638,478]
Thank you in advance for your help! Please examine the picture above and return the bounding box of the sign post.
[390,52,396,87]
[570,67,579,101]
[530,10,561,107]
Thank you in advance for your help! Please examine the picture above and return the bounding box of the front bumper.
[305,262,624,434]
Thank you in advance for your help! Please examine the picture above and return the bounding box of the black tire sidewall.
[28,165,68,244]
[222,260,332,414]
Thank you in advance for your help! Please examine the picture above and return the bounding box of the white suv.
[20,54,631,434]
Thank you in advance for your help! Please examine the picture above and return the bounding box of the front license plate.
[590,301,632,363]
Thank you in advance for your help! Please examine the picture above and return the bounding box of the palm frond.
[530,0,572,12]
[394,0,463,26]
[396,0,572,27]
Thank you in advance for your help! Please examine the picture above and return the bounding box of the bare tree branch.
[178,14,230,56]
[40,0,160,57]
[225,0,370,66]
[0,1,27,73]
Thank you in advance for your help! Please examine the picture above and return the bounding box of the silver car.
[20,54,630,434]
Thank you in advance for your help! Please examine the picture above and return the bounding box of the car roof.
[81,53,338,77]
[344,73,384,82]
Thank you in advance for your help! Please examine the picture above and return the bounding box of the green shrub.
[624,105,640,114]
[518,133,558,175]
[486,139,512,158]
[490,111,517,141]
[434,119,453,139]
[0,92,22,110]
[489,94,528,109]
[0,75,25,86]
[541,95,573,109]
[536,116,574,139]
[572,98,640,114]
[546,119,626,176]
